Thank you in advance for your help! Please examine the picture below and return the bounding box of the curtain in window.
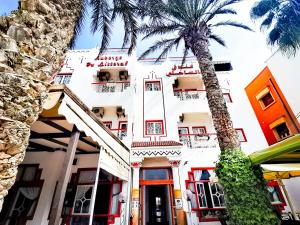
[110,183,121,214]
[22,167,37,181]
[19,187,40,200]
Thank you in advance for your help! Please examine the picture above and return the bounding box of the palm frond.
[139,38,180,60]
[212,20,253,31]
[111,0,138,54]
[260,12,275,31]
[140,23,181,41]
[89,0,112,55]
[250,0,279,19]
[69,0,88,49]
[210,34,226,47]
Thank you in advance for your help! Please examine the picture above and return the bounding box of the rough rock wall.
[0,0,80,210]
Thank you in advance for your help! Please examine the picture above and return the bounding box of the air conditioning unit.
[92,107,104,118]
[116,107,125,118]
[179,114,184,122]
[173,79,179,88]
[119,71,129,80]
[97,71,110,81]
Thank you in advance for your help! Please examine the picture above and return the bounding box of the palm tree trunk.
[184,29,279,225]
[0,0,81,211]
[184,29,240,151]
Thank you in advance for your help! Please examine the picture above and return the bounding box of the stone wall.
[0,0,81,210]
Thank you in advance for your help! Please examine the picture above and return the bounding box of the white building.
[0,48,290,225]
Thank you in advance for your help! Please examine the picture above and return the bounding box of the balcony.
[174,89,206,101]
[178,133,218,149]
[92,81,130,93]
[177,112,219,149]
[110,127,128,140]
[92,68,131,93]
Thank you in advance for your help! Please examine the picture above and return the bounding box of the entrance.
[145,185,172,225]
[140,168,174,225]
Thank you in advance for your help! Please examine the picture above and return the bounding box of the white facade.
[4,48,294,225]
[266,51,300,123]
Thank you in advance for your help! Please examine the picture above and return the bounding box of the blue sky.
[0,0,274,85]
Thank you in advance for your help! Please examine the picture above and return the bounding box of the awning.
[249,134,300,165]
[30,85,130,181]
[262,164,300,180]
[59,90,130,180]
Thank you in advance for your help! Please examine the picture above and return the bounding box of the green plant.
[215,149,280,225]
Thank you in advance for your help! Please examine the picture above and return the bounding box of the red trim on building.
[131,140,183,148]
[145,120,164,135]
[235,128,247,142]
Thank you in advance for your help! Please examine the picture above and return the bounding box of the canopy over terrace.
[249,135,300,221]
[28,85,130,225]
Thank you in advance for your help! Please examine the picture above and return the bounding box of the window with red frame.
[145,81,161,91]
[267,180,286,213]
[146,120,164,135]
[103,121,112,129]
[186,168,226,221]
[223,93,232,103]
[61,169,122,225]
[0,165,44,225]
[235,128,247,142]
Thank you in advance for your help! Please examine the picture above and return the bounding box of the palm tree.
[251,0,300,55]
[0,0,137,211]
[138,0,279,224]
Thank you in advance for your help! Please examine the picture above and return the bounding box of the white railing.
[174,90,207,101]
[92,81,130,93]
[179,133,218,149]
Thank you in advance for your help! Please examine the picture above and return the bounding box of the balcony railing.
[110,128,128,140]
[178,133,218,149]
[174,90,206,101]
[92,81,130,93]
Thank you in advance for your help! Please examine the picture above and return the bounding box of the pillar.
[49,126,80,225]
[131,162,141,225]
[170,160,186,225]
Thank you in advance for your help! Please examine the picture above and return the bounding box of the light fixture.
[118,192,126,203]
[183,189,193,201]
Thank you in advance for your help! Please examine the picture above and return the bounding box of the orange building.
[245,67,300,145]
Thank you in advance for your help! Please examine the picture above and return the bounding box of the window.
[61,169,122,225]
[186,168,226,221]
[54,73,72,84]
[146,120,164,135]
[192,127,208,141]
[103,121,112,129]
[118,121,128,140]
[235,128,247,142]
[178,127,191,148]
[142,169,170,180]
[223,93,232,103]
[256,88,275,109]
[0,165,43,225]
[261,92,274,108]
[145,81,161,91]
[267,180,286,214]
[73,185,93,214]
[274,123,290,140]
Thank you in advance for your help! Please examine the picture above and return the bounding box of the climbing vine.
[215,149,280,225]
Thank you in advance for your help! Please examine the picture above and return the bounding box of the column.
[170,160,185,225]
[131,162,141,225]
[49,126,80,225]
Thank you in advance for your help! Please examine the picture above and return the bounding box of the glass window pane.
[23,167,37,181]
[73,186,93,214]
[143,169,169,180]
[78,171,97,184]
